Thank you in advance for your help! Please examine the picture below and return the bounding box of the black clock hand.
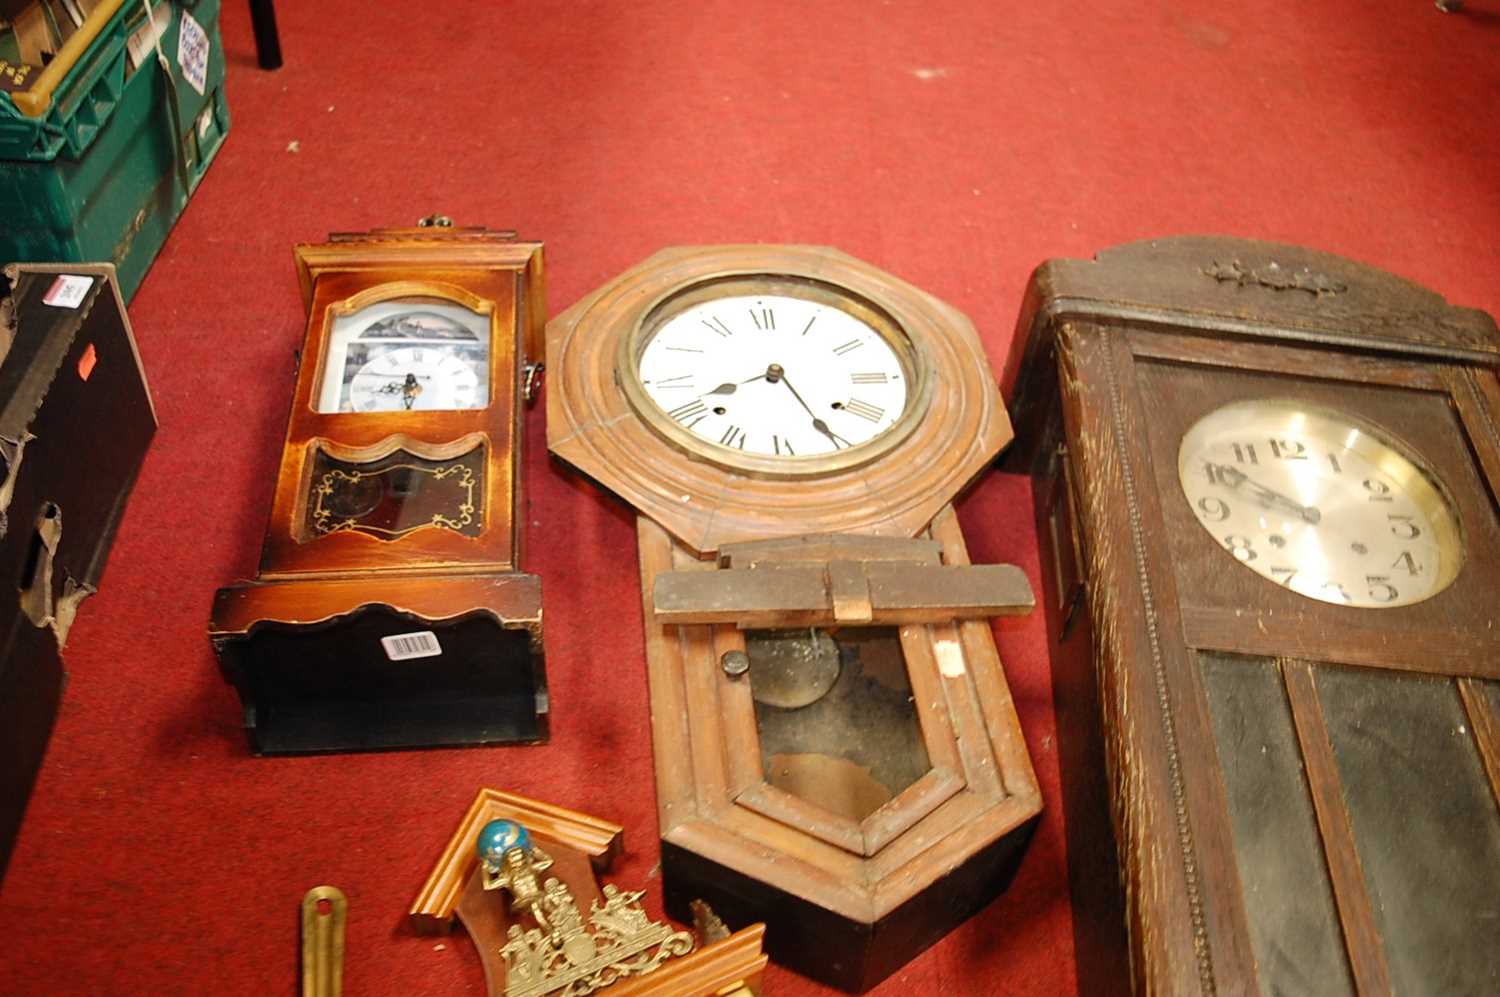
[1207,461,1321,525]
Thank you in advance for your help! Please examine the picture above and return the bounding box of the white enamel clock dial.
[634,290,911,462]
[1177,400,1463,608]
[316,298,490,413]
[346,347,481,412]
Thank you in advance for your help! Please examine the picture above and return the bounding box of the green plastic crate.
[0,0,229,301]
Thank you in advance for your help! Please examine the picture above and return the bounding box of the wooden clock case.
[210,226,548,755]
[547,245,1042,992]
[1003,236,1500,996]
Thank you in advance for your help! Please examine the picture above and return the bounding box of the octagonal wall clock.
[1004,235,1500,997]
[210,223,548,755]
[547,245,1041,992]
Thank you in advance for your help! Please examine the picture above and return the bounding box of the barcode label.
[42,275,93,309]
[381,630,442,661]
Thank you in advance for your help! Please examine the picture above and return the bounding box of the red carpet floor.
[3,2,1499,994]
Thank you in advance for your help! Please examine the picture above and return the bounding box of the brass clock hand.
[400,372,422,410]
[1207,461,1322,525]
[812,417,853,450]
[769,364,854,450]
[703,371,780,398]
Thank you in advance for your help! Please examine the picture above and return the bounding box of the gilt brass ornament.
[476,818,694,997]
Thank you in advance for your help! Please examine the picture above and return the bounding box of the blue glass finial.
[477,818,531,865]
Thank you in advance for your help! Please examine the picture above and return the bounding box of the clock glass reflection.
[747,627,929,822]
[316,298,490,413]
[1177,400,1463,608]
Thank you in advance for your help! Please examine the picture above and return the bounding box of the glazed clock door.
[259,279,522,577]
[302,295,491,543]
[1088,323,1500,996]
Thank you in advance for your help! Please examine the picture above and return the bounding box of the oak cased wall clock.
[1003,236,1500,996]
[210,224,548,755]
[547,245,1042,992]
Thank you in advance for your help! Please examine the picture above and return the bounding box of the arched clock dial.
[624,276,923,475]
[316,298,490,413]
[1177,400,1464,608]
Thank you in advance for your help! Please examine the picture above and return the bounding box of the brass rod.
[300,886,347,997]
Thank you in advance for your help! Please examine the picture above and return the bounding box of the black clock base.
[211,574,547,755]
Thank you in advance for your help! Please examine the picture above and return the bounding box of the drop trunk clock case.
[547,245,1042,992]
[210,224,548,755]
[1003,235,1500,996]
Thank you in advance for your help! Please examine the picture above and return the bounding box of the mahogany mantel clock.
[210,223,548,754]
[1004,236,1500,996]
[547,245,1041,992]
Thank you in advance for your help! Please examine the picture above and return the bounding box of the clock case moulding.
[210,225,549,755]
[547,244,1042,992]
[1003,234,1500,997]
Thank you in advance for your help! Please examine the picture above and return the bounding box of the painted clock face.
[1177,400,1463,608]
[316,298,490,413]
[627,276,920,473]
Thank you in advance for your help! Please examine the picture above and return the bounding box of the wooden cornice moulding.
[652,561,1034,627]
[409,787,624,935]
[209,573,543,638]
[295,229,545,362]
[411,788,768,996]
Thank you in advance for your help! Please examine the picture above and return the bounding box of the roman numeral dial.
[634,289,913,463]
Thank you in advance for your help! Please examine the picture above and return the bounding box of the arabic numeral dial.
[1176,400,1462,610]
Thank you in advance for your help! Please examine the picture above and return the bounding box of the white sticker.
[381,630,443,661]
[126,1,169,72]
[42,275,93,309]
[177,9,209,96]
[934,637,967,678]
[197,105,213,138]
